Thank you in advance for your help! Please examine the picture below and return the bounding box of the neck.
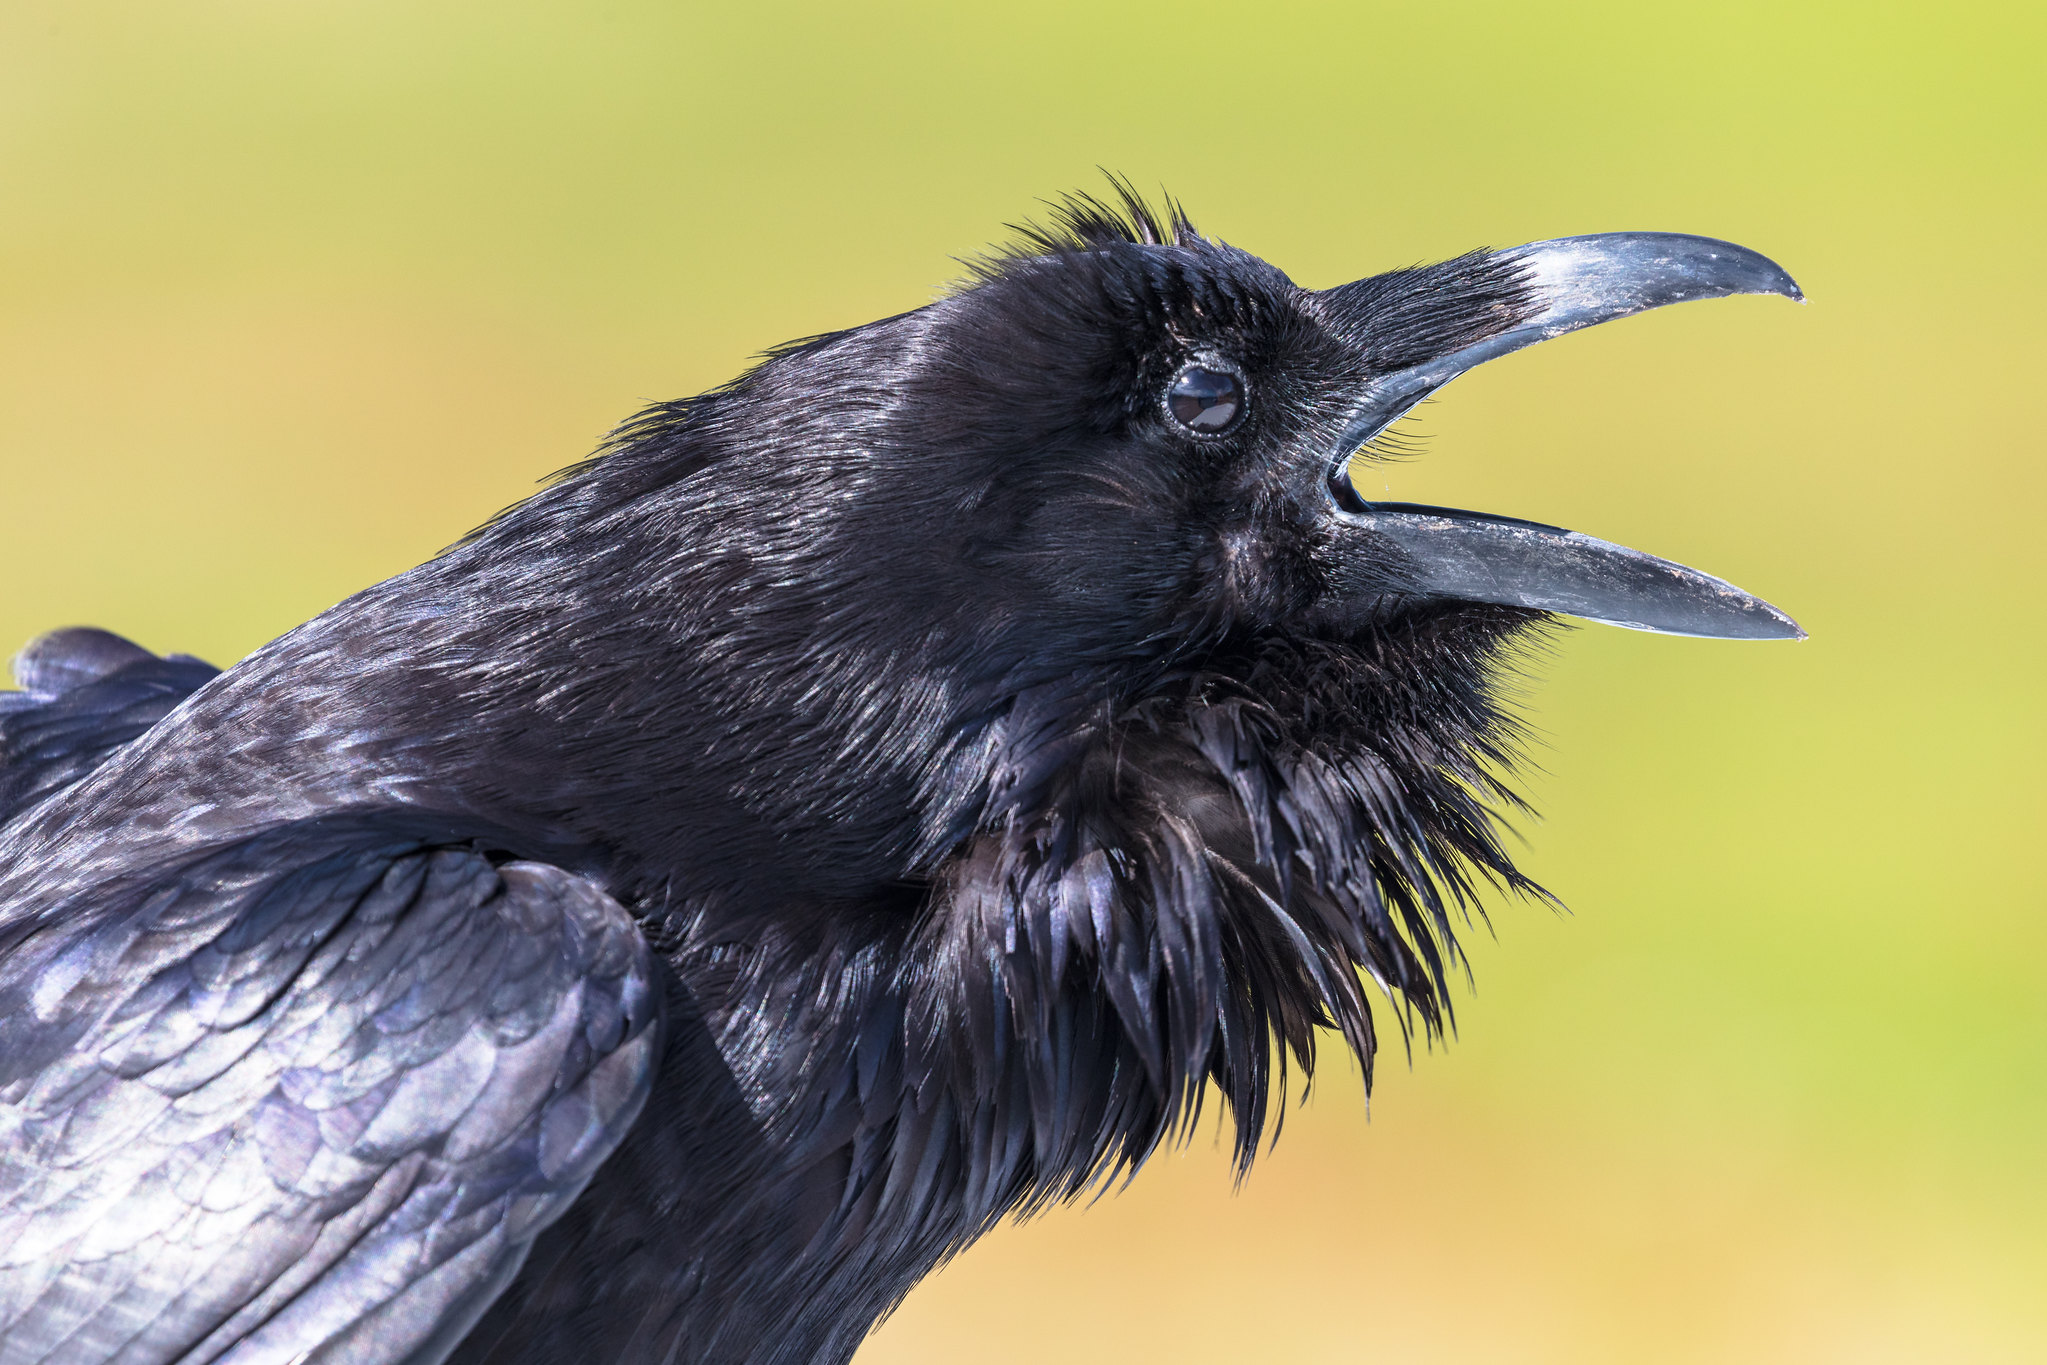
[445,622,1540,1365]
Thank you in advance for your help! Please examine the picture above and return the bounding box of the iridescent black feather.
[0,189,1557,1365]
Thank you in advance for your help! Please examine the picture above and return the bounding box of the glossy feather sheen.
[0,814,659,1365]
[0,190,1589,1364]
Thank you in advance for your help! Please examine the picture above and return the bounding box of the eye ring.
[1163,359,1247,436]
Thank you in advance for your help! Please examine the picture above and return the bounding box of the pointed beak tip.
[1759,606,1807,641]
[1744,262,1801,304]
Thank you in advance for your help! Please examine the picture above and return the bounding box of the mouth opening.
[1311,231,1806,641]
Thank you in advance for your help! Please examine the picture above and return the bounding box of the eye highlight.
[1165,362,1245,434]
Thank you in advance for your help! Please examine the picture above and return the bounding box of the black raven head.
[402,184,1801,1193]
[843,194,1800,665]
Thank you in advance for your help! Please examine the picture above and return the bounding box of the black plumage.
[0,188,1800,1365]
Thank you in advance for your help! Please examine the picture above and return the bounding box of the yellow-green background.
[3,2,2041,1360]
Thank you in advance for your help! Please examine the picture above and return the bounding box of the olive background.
[2,2,2041,1360]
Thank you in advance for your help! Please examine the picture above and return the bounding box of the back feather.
[0,629,220,825]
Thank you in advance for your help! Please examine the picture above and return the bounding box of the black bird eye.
[1165,363,1245,435]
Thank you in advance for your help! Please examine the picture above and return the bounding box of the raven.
[0,189,1800,1365]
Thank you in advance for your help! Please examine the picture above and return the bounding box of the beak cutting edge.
[1323,232,1805,641]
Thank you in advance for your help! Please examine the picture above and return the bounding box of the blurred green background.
[3,1,2041,1360]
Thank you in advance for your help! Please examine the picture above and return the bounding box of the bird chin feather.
[650,608,1553,1348]
[903,609,1553,1208]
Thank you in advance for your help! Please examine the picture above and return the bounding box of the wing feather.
[0,631,220,827]
[0,820,661,1365]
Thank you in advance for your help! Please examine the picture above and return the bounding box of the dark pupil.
[1167,366,1242,432]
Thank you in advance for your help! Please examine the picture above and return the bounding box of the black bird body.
[0,193,1801,1365]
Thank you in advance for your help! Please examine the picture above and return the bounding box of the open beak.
[1321,232,1805,641]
